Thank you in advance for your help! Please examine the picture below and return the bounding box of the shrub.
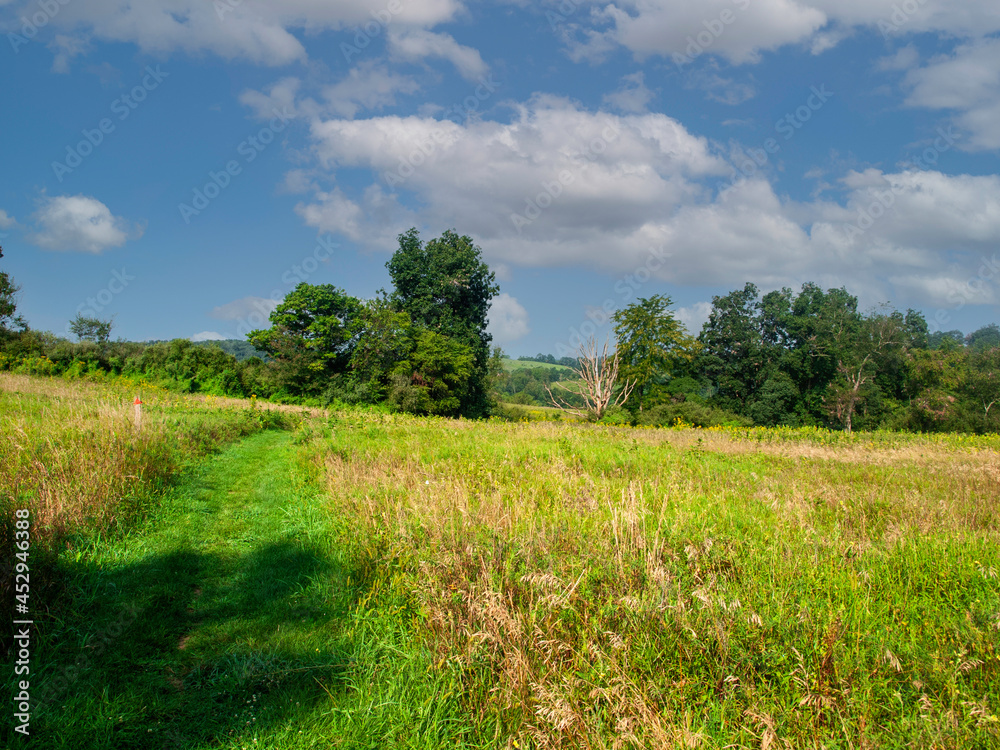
[637,401,752,428]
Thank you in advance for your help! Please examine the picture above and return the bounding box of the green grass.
[6,429,481,749]
[5,378,1000,748]
[500,358,576,374]
[311,411,1000,748]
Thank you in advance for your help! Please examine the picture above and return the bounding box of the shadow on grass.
[11,539,357,750]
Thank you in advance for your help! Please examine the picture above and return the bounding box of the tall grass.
[0,373,299,555]
[311,411,1000,748]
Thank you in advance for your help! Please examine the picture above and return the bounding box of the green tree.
[966,323,1000,351]
[248,283,362,396]
[386,228,499,417]
[0,245,27,338]
[697,283,768,413]
[69,314,114,345]
[823,309,906,432]
[963,346,1000,428]
[348,296,414,401]
[612,295,697,412]
[389,329,475,417]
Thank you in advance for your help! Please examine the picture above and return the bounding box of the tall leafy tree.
[612,294,697,411]
[824,309,906,432]
[69,314,114,345]
[963,346,1000,429]
[386,228,499,417]
[348,296,414,400]
[0,245,27,338]
[697,283,768,413]
[248,283,362,395]
[388,329,475,417]
[966,323,1000,351]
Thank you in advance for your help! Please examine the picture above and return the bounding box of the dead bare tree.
[546,337,635,420]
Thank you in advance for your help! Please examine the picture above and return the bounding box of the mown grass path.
[25,430,367,749]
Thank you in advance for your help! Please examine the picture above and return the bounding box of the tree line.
[2,235,998,432]
[609,287,1000,434]
[0,231,503,417]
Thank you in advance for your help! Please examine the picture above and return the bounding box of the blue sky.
[2,0,999,357]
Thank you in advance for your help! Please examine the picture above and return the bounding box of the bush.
[598,405,632,425]
[637,401,752,429]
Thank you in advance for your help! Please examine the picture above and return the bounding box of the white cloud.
[240,77,300,120]
[49,34,90,73]
[279,169,317,194]
[30,195,140,253]
[567,1,1000,66]
[488,293,530,344]
[388,28,488,80]
[190,331,226,342]
[0,209,15,229]
[321,61,420,118]
[903,37,1000,151]
[291,95,1000,312]
[9,0,464,67]
[210,296,279,321]
[876,44,919,72]
[295,188,367,241]
[588,0,827,65]
[677,301,713,335]
[301,95,728,250]
[602,72,653,113]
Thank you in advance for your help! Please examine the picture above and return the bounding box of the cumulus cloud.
[0,209,16,229]
[602,72,654,113]
[300,94,728,254]
[903,37,1000,151]
[586,0,827,65]
[29,195,140,253]
[210,296,280,321]
[388,28,488,80]
[290,95,1000,312]
[4,0,464,67]
[190,331,226,342]
[488,293,530,343]
[565,1,1000,66]
[240,77,301,120]
[321,62,420,118]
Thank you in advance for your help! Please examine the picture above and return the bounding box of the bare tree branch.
[546,337,635,420]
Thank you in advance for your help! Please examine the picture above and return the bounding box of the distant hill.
[501,357,576,374]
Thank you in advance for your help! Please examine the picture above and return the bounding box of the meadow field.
[2,374,998,748]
